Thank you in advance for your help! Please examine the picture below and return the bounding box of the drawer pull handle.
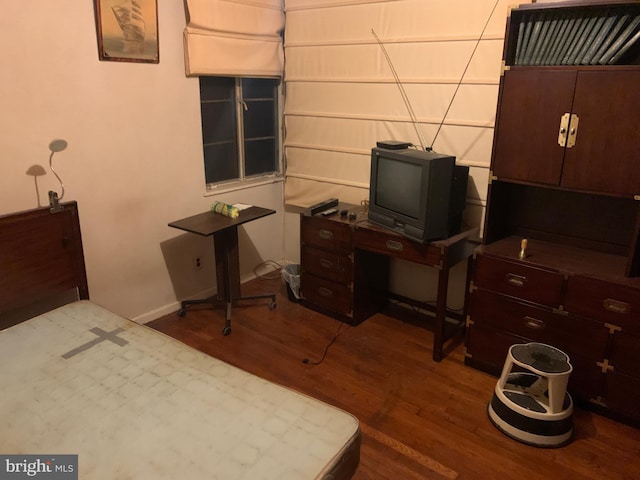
[523,316,545,330]
[318,229,334,240]
[319,258,334,269]
[505,273,527,287]
[386,240,404,252]
[603,298,630,315]
[317,287,333,298]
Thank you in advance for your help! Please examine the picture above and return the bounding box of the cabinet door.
[561,70,640,196]
[492,69,577,185]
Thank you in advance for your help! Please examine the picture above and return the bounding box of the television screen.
[375,157,422,219]
[368,146,467,243]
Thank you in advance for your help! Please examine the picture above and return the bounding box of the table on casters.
[169,206,277,335]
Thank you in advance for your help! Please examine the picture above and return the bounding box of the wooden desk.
[300,204,478,361]
[169,206,276,335]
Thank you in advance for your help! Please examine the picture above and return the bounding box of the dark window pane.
[199,77,279,185]
[243,101,275,139]
[204,142,238,183]
[201,101,235,144]
[200,77,235,101]
[244,138,276,177]
[242,78,279,99]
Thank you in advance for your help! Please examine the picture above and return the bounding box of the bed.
[0,202,360,479]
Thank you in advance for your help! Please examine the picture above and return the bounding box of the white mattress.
[0,301,360,479]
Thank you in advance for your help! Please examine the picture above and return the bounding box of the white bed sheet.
[0,301,360,479]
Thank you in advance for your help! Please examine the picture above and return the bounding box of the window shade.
[183,0,285,77]
[283,0,521,225]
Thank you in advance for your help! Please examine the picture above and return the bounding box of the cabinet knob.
[319,258,334,269]
[318,229,333,240]
[558,113,571,147]
[385,240,404,252]
[523,316,545,330]
[603,298,630,315]
[317,287,333,297]
[505,273,527,287]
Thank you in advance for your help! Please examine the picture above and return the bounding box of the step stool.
[488,342,574,448]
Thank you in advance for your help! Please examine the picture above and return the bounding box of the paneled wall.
[282,0,533,305]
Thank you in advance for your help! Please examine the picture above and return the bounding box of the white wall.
[0,1,284,323]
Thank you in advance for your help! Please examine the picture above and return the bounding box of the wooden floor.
[148,275,640,480]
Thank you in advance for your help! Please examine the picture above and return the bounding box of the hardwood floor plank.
[147,276,640,479]
[360,423,459,479]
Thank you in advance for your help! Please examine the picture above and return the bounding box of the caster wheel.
[269,301,276,310]
[178,308,186,317]
[222,325,231,336]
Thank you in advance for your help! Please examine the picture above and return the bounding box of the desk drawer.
[353,228,442,266]
[565,276,640,334]
[301,216,352,253]
[301,273,352,316]
[473,254,564,307]
[302,245,352,284]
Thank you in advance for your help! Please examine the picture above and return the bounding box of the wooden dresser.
[300,207,388,326]
[465,0,640,426]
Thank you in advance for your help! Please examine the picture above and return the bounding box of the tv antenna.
[372,0,500,152]
[371,29,427,151]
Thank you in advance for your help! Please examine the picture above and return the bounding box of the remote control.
[319,208,338,216]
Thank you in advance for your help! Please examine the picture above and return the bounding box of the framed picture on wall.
[94,0,159,63]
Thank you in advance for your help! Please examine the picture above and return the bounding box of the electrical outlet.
[193,256,203,270]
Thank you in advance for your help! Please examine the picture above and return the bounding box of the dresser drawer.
[609,331,640,379]
[469,289,608,360]
[565,276,640,334]
[466,322,603,401]
[473,254,564,307]
[466,322,523,372]
[301,273,352,316]
[353,227,442,266]
[302,245,352,284]
[603,370,640,424]
[301,216,352,253]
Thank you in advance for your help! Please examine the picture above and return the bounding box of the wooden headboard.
[0,201,89,327]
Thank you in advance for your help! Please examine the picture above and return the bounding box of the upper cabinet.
[493,68,640,196]
[492,1,640,197]
[484,0,640,272]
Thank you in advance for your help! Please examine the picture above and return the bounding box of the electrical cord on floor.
[302,321,345,366]
[253,260,283,280]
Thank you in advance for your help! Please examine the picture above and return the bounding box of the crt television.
[368,146,469,243]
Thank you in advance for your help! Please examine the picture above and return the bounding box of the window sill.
[203,175,284,197]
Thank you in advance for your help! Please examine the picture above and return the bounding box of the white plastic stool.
[488,342,574,448]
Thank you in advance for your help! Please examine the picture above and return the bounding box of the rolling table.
[169,206,276,335]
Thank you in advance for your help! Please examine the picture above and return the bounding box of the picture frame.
[94,0,159,63]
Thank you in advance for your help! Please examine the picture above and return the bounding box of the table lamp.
[48,139,68,213]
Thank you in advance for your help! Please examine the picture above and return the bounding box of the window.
[199,77,280,186]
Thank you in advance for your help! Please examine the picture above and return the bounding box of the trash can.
[282,264,301,302]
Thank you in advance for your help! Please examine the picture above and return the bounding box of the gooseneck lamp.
[48,139,68,213]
